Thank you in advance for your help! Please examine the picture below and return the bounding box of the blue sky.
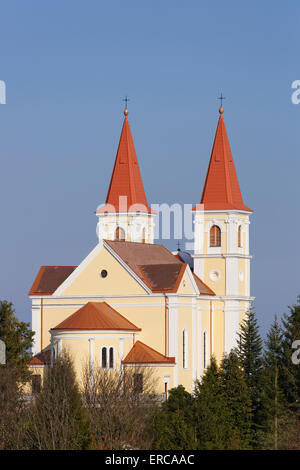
[0,1,299,336]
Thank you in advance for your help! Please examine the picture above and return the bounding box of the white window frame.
[101,346,108,369]
[101,346,115,370]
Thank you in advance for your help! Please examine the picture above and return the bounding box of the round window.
[100,269,108,278]
[209,270,221,282]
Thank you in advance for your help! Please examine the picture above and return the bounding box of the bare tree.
[25,351,91,450]
[82,363,159,450]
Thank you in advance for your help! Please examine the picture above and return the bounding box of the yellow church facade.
[28,104,253,396]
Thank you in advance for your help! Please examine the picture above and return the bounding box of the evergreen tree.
[220,351,252,448]
[194,357,233,449]
[237,308,263,434]
[152,386,197,450]
[259,316,295,449]
[0,300,34,380]
[27,351,91,450]
[0,366,26,449]
[281,296,300,407]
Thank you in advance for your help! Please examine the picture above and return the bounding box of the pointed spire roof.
[96,109,152,214]
[198,107,252,212]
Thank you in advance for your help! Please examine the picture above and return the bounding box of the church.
[27,103,253,396]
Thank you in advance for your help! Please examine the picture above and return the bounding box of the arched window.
[101,347,107,369]
[182,329,188,369]
[31,374,41,394]
[134,373,143,393]
[238,225,242,247]
[109,347,114,369]
[115,226,125,241]
[203,331,208,369]
[210,225,221,247]
[141,227,146,244]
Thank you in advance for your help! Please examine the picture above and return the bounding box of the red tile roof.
[192,272,216,296]
[105,240,186,293]
[195,108,252,212]
[95,111,153,214]
[106,240,215,295]
[138,263,186,293]
[51,301,141,331]
[122,340,175,365]
[28,349,51,366]
[29,266,77,296]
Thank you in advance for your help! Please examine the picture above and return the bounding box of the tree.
[194,357,234,449]
[281,296,300,407]
[26,351,91,450]
[0,365,26,449]
[152,386,197,450]
[82,364,159,450]
[237,308,263,437]
[0,300,34,380]
[259,316,295,449]
[220,351,252,448]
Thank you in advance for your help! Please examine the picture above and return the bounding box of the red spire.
[96,109,152,214]
[199,107,252,212]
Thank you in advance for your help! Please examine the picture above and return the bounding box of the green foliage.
[281,296,300,407]
[259,316,295,449]
[194,357,234,449]
[152,386,197,450]
[0,300,34,380]
[237,308,263,437]
[220,351,252,448]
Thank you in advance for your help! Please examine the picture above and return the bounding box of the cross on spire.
[123,95,130,112]
[218,92,226,107]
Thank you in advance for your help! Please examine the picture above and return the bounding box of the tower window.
[141,227,146,243]
[210,225,221,247]
[238,225,242,247]
[115,227,125,241]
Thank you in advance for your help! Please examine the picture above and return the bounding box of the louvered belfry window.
[115,227,125,241]
[210,225,221,247]
[238,225,242,247]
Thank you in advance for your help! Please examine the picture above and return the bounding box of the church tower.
[95,107,155,243]
[193,105,253,353]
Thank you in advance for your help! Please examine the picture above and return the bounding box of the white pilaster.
[31,299,41,355]
[57,338,62,357]
[225,257,239,295]
[119,338,124,374]
[168,296,178,387]
[224,301,240,353]
[192,298,197,386]
[197,307,202,380]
